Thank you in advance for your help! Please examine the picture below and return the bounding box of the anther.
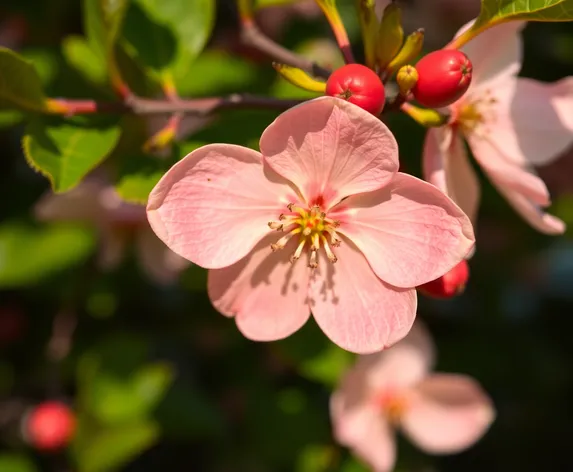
[268,221,284,231]
[270,230,298,251]
[309,249,318,269]
[290,239,306,263]
[322,236,338,263]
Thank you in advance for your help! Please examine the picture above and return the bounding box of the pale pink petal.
[351,321,435,394]
[486,77,573,167]
[457,20,524,92]
[330,399,396,472]
[490,178,566,235]
[308,239,417,354]
[136,226,190,285]
[207,234,311,341]
[467,135,551,207]
[147,144,298,269]
[34,180,106,223]
[335,173,475,288]
[401,374,495,454]
[259,96,399,209]
[423,127,481,224]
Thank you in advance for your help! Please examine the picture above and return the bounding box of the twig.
[47,94,305,116]
[240,23,331,79]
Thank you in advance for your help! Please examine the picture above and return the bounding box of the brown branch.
[48,94,306,116]
[240,23,332,80]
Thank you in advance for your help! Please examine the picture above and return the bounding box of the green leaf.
[255,0,305,8]
[75,420,159,472]
[0,222,96,288]
[89,362,175,424]
[62,36,107,85]
[299,344,354,387]
[474,0,573,29]
[122,0,216,78]
[174,50,259,97]
[23,118,122,193]
[136,0,215,62]
[0,454,38,472]
[0,47,47,112]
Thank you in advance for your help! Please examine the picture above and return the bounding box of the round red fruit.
[418,259,469,299]
[412,49,472,108]
[325,64,386,115]
[24,401,76,451]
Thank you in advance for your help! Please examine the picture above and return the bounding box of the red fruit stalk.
[325,64,386,115]
[23,401,76,451]
[412,50,472,108]
[418,259,469,299]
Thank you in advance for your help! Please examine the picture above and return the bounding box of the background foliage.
[1,0,573,471]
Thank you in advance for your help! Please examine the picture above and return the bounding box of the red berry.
[325,64,386,115]
[412,50,472,108]
[418,260,469,299]
[24,402,76,451]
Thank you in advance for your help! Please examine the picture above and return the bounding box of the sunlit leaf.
[62,36,107,85]
[474,0,573,30]
[0,222,96,288]
[75,420,159,472]
[23,118,122,193]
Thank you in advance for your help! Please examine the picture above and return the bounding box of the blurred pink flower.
[35,179,189,284]
[331,323,495,472]
[423,20,573,234]
[147,96,474,353]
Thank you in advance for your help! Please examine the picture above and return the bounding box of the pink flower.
[35,178,189,284]
[424,20,573,234]
[330,322,495,472]
[147,97,474,354]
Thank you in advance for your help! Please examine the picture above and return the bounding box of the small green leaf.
[62,36,107,85]
[23,118,122,193]
[0,222,96,288]
[89,362,174,424]
[136,0,215,61]
[474,0,573,30]
[0,454,38,472]
[299,344,354,387]
[0,47,47,112]
[75,420,159,472]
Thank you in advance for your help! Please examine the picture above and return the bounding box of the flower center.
[373,389,408,426]
[454,89,498,134]
[267,203,342,269]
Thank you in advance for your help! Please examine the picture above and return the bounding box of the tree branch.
[240,23,332,80]
[47,94,306,116]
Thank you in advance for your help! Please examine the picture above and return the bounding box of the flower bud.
[401,102,448,128]
[23,401,76,451]
[412,49,473,108]
[325,64,386,115]
[356,0,378,69]
[396,65,418,96]
[387,29,424,76]
[376,3,404,71]
[418,260,469,299]
[273,63,326,93]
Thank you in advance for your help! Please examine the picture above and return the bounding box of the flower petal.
[308,239,417,354]
[35,180,106,223]
[490,178,566,235]
[259,96,399,209]
[349,321,435,395]
[487,77,573,166]
[423,127,481,224]
[335,173,475,288]
[147,144,298,269]
[136,226,190,285]
[330,399,396,472]
[208,234,311,341]
[468,135,551,207]
[401,374,495,454]
[457,20,524,92]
